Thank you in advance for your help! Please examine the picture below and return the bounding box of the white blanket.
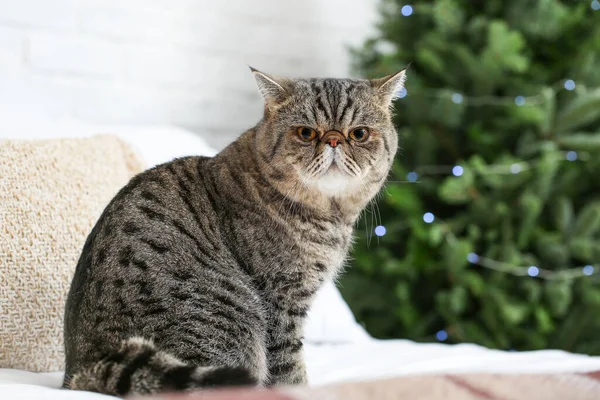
[2,340,600,400]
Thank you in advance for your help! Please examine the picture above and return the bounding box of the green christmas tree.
[341,0,600,354]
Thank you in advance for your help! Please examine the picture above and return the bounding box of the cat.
[63,66,407,397]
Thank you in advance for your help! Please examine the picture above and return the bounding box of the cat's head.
[251,67,406,201]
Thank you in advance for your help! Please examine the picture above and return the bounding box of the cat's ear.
[370,68,407,106]
[250,66,289,107]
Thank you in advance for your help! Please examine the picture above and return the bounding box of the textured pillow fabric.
[0,135,145,372]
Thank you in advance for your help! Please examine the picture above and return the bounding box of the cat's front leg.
[265,303,309,386]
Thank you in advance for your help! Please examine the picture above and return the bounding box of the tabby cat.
[63,67,407,397]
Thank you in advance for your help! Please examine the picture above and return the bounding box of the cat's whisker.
[360,178,377,246]
[342,157,361,177]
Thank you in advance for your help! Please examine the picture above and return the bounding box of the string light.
[467,252,480,264]
[583,265,595,276]
[401,5,413,16]
[465,252,598,280]
[399,79,575,107]
[451,93,463,104]
[377,149,599,282]
[374,225,387,237]
[452,165,464,176]
[406,171,419,182]
[402,151,589,182]
[592,0,600,11]
[423,212,435,223]
[564,79,576,91]
[371,18,599,343]
[379,80,597,283]
[436,330,449,341]
[398,87,408,98]
[514,96,526,106]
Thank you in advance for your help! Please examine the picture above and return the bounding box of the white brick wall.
[0,0,378,149]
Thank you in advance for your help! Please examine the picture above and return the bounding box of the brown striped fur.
[63,67,407,397]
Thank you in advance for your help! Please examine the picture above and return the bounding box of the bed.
[1,117,599,399]
[2,340,600,399]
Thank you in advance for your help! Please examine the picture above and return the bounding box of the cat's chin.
[312,169,358,197]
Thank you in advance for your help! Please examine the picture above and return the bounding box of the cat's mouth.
[324,150,349,175]
[327,162,342,173]
[314,164,354,196]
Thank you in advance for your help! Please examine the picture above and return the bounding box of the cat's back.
[78,156,217,262]
[66,155,225,296]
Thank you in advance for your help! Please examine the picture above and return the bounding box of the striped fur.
[63,68,407,396]
[67,338,254,396]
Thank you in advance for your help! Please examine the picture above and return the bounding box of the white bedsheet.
[2,340,600,399]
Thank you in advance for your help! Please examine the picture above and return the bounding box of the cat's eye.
[297,127,318,142]
[349,128,370,142]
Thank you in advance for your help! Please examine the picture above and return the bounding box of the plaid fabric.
[289,371,600,400]
[144,371,600,400]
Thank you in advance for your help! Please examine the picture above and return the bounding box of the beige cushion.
[0,135,145,372]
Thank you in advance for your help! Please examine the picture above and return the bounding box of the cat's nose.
[323,131,344,148]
